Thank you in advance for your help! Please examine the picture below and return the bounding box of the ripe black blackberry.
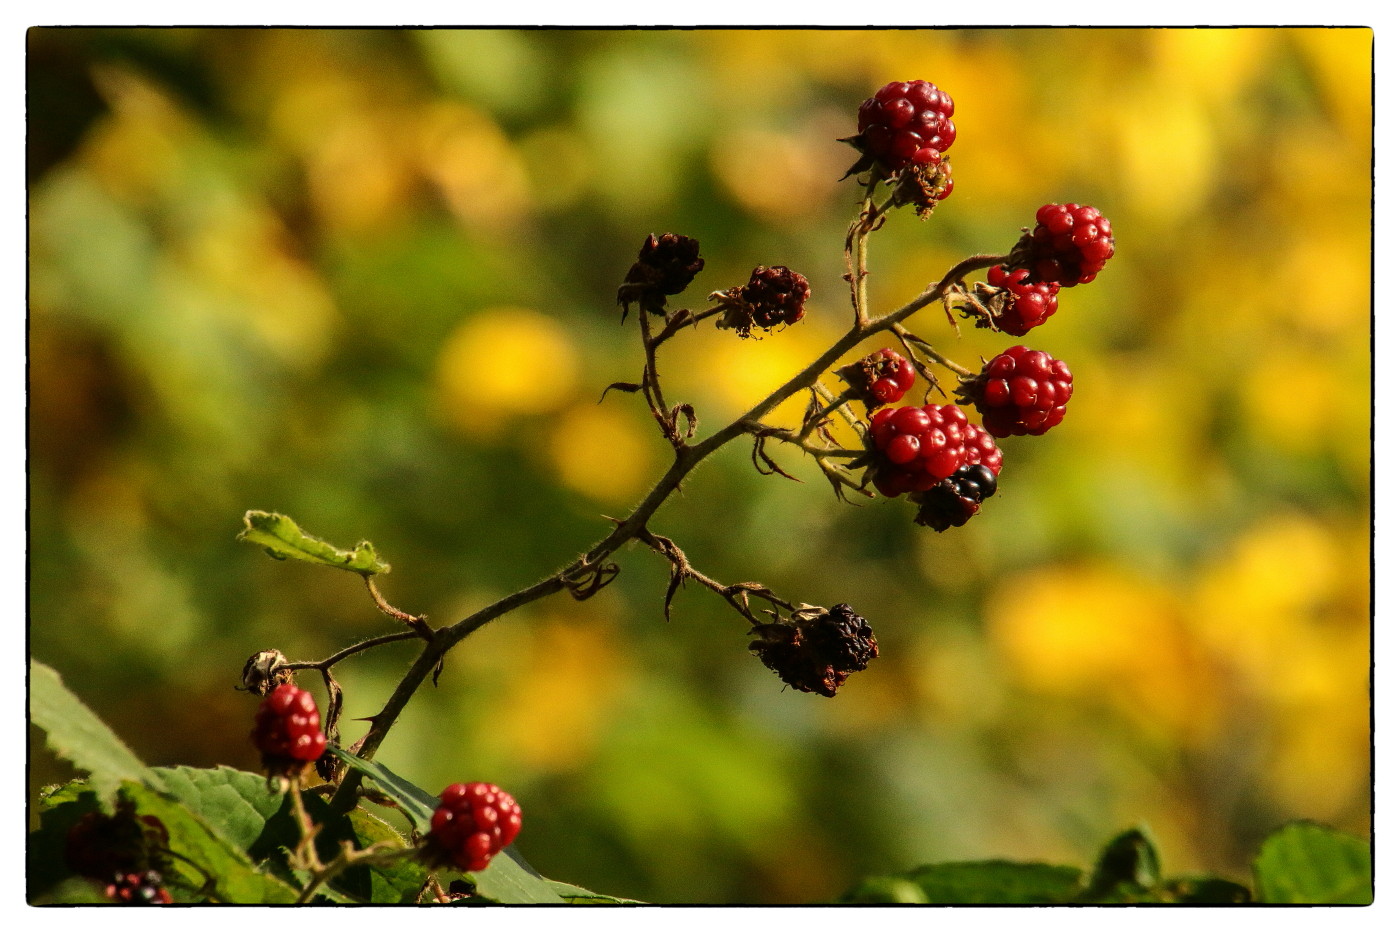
[913,464,999,532]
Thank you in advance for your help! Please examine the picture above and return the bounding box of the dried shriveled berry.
[426,782,523,873]
[250,683,327,775]
[714,265,811,337]
[617,233,705,317]
[749,604,878,698]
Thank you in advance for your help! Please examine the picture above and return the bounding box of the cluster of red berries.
[855,80,956,172]
[839,347,917,407]
[749,604,878,698]
[985,264,1060,336]
[427,782,523,873]
[868,403,976,496]
[250,683,327,775]
[865,404,1006,530]
[1013,202,1115,287]
[960,346,1074,437]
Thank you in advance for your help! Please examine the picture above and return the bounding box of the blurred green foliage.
[28,27,1370,903]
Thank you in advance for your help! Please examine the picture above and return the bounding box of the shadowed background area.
[28,27,1370,903]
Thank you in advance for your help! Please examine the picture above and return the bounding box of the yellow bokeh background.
[28,28,1370,902]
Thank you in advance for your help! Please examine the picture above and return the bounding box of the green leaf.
[338,806,429,904]
[153,765,294,857]
[546,880,645,904]
[1253,821,1372,904]
[238,510,390,575]
[328,748,564,904]
[1082,827,1162,900]
[840,861,1085,905]
[29,659,164,802]
[121,781,301,904]
[153,765,426,903]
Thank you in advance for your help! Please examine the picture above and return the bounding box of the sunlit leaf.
[1253,821,1371,904]
[238,510,390,575]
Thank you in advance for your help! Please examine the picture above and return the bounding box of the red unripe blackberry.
[856,80,956,173]
[986,264,1061,336]
[961,345,1073,437]
[427,782,523,873]
[962,421,1004,476]
[869,403,970,496]
[1013,203,1115,286]
[742,265,810,329]
[250,683,327,774]
[838,348,917,407]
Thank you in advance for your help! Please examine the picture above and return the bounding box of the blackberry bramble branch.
[228,78,1115,900]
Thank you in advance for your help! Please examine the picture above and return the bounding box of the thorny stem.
[636,529,796,627]
[638,310,671,433]
[327,247,1009,813]
[650,305,724,349]
[276,631,421,674]
[365,576,433,639]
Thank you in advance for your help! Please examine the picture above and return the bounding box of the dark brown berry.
[617,233,705,317]
[749,604,878,698]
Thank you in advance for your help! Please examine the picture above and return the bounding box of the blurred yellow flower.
[489,616,631,772]
[434,307,579,437]
[547,402,659,505]
[989,563,1221,744]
